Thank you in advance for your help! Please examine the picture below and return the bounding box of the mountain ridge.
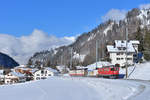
[28,8,150,69]
[0,52,19,68]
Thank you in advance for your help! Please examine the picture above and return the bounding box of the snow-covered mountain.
[0,52,19,68]
[28,8,150,69]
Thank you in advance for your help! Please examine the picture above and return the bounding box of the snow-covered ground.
[0,76,150,100]
[120,62,150,80]
[85,61,150,81]
[1,62,150,100]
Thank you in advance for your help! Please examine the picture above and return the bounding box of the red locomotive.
[69,64,120,79]
[97,64,120,78]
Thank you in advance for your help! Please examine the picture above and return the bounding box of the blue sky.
[0,0,149,37]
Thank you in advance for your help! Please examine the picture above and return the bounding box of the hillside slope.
[28,8,150,69]
[0,52,19,68]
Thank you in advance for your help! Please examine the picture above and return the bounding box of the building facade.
[33,68,56,80]
[107,40,139,67]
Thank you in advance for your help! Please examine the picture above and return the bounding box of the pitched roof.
[107,40,139,53]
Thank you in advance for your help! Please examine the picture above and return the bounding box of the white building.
[4,72,19,84]
[107,40,139,67]
[32,68,57,80]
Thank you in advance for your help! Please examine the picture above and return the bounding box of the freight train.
[69,64,120,79]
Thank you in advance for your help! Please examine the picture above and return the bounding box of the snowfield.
[0,76,150,100]
[120,62,150,80]
[1,62,150,100]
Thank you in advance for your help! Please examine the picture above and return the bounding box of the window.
[36,74,40,76]
[127,58,132,60]
[41,70,44,74]
[116,67,119,71]
[100,69,103,72]
[120,53,124,55]
[118,47,121,50]
[117,53,120,55]
[107,68,109,71]
[123,47,126,50]
[36,77,40,80]
[41,77,46,79]
[45,71,47,74]
[111,68,115,71]
[48,74,51,76]
[121,58,124,60]
[127,53,132,55]
[116,58,120,60]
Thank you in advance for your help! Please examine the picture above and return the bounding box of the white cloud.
[139,4,150,9]
[101,9,127,22]
[0,29,76,64]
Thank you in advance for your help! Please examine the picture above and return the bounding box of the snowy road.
[0,77,150,100]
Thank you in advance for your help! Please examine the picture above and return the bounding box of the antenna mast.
[70,47,73,69]
[96,40,98,69]
[125,27,128,78]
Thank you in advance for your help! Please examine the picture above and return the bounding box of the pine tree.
[27,59,33,67]
[143,28,150,61]
[135,27,144,52]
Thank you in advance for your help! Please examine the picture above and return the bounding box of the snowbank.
[120,62,150,80]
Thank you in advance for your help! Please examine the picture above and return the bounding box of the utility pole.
[125,27,128,79]
[61,55,63,65]
[70,47,73,70]
[96,40,98,69]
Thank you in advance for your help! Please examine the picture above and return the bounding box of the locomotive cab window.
[107,68,109,71]
[115,67,119,71]
[111,68,115,71]
[104,68,107,71]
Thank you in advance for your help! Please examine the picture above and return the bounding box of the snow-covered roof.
[0,70,3,75]
[56,66,69,72]
[10,72,25,77]
[30,68,39,73]
[15,65,27,68]
[76,66,87,70]
[15,67,32,71]
[9,70,25,77]
[45,67,58,73]
[85,61,112,70]
[107,40,139,53]
[30,67,58,74]
[130,40,140,44]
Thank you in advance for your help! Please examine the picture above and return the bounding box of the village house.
[0,69,27,84]
[0,70,4,84]
[107,40,140,67]
[32,67,57,80]
[4,71,19,84]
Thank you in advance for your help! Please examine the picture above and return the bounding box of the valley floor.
[0,76,150,100]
